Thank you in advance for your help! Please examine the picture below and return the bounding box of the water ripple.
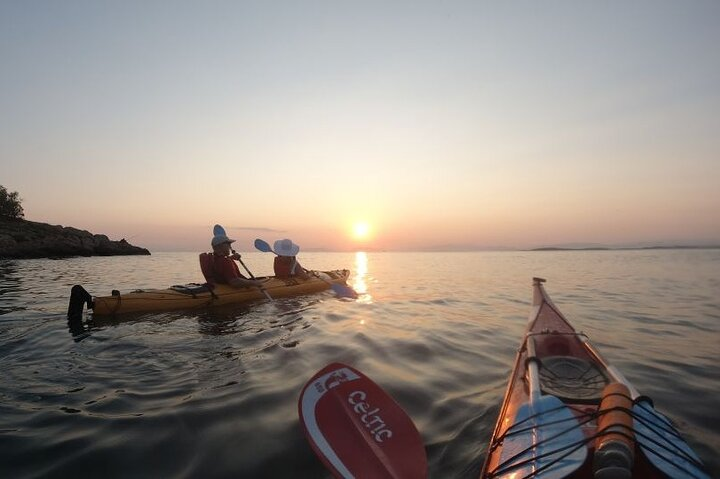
[0,251,719,477]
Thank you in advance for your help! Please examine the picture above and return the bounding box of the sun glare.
[352,221,371,241]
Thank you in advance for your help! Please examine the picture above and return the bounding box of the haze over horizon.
[2,2,719,252]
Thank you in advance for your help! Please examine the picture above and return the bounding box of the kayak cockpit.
[537,355,608,402]
[527,331,611,403]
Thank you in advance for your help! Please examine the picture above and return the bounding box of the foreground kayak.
[68,269,350,316]
[481,277,710,479]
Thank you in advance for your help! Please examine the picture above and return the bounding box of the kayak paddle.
[494,337,587,478]
[212,224,273,301]
[254,238,275,253]
[632,399,711,479]
[254,238,358,298]
[298,362,427,479]
[212,224,226,237]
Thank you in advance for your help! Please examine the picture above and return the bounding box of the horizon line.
[152,244,720,254]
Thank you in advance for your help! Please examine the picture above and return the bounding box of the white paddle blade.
[254,238,273,252]
[213,224,226,236]
[633,400,710,479]
[495,395,586,478]
[331,283,358,299]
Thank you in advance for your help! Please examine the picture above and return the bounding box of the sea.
[1,250,719,478]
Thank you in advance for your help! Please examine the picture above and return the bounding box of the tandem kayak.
[67,269,351,316]
[481,278,710,479]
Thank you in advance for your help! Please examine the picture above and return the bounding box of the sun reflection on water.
[353,251,372,303]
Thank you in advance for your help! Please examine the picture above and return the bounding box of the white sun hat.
[273,238,300,256]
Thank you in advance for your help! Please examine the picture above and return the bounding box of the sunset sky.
[2,1,719,251]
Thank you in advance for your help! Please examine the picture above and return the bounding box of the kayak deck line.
[487,401,708,478]
[67,269,351,317]
[481,277,711,479]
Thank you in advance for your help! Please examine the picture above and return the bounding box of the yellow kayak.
[68,269,351,316]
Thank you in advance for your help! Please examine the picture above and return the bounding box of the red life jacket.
[274,256,298,279]
[199,253,243,286]
[199,253,216,286]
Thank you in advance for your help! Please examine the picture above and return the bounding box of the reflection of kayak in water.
[67,269,351,316]
[481,277,711,479]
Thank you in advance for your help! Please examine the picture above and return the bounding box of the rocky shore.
[0,218,150,259]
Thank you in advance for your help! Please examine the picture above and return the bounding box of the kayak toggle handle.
[67,285,94,321]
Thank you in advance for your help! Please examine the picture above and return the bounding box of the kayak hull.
[90,269,350,315]
[481,277,710,479]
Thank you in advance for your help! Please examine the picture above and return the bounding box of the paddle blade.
[213,224,226,236]
[254,238,273,252]
[633,400,710,479]
[299,363,427,479]
[495,395,586,478]
[331,283,359,299]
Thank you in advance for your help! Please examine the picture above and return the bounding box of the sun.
[352,221,371,241]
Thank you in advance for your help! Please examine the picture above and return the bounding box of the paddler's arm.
[291,258,311,280]
[216,253,263,289]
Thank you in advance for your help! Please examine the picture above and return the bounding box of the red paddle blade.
[298,363,427,479]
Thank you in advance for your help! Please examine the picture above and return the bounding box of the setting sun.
[352,221,371,241]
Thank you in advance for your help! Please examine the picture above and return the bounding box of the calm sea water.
[1,250,719,478]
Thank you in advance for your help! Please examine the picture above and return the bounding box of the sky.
[2,1,719,251]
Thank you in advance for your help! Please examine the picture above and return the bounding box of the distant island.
[530,245,720,251]
[0,217,150,259]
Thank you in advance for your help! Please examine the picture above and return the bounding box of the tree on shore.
[0,185,25,219]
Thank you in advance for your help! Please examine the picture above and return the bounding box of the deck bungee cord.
[487,398,708,478]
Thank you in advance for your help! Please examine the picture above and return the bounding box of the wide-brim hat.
[212,234,236,247]
[273,238,300,256]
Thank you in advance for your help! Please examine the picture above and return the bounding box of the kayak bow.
[481,277,710,479]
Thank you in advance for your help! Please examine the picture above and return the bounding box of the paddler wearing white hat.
[273,238,310,280]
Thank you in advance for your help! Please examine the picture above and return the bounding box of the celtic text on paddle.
[347,391,393,442]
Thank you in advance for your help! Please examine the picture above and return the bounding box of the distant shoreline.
[529,245,720,251]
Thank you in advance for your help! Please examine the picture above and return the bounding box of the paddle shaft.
[232,248,273,301]
[232,249,256,278]
[526,336,542,403]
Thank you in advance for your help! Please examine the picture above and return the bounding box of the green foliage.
[0,185,25,219]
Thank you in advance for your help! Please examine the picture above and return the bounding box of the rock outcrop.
[0,218,150,259]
